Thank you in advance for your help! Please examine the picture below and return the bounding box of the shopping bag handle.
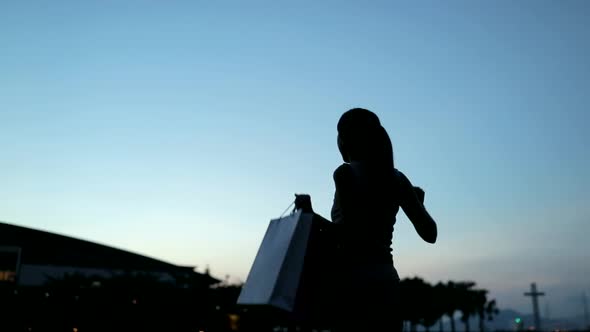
[279,200,296,218]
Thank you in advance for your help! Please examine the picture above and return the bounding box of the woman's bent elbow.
[425,233,437,244]
[413,219,438,244]
[423,224,437,244]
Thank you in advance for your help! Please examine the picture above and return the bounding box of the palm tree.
[397,279,497,332]
[474,289,488,332]
[485,299,499,323]
[400,277,429,332]
[423,282,446,332]
[455,281,476,332]
[442,281,459,332]
[473,290,500,332]
[432,282,448,332]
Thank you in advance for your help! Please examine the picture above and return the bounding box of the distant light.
[45,292,50,297]
[215,305,221,310]
[228,314,240,331]
[515,318,522,324]
[132,299,138,305]
[73,328,78,332]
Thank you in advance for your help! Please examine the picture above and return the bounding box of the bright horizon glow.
[1,0,589,318]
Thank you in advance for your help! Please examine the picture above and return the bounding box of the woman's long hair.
[337,108,394,170]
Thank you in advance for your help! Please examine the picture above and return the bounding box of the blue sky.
[1,1,589,317]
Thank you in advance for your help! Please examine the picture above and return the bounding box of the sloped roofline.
[0,221,219,284]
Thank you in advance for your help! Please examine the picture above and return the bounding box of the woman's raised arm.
[397,171,438,244]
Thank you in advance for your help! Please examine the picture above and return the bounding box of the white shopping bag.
[237,210,315,312]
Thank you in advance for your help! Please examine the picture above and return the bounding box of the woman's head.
[337,108,393,168]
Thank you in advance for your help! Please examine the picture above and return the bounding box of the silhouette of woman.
[295,108,437,332]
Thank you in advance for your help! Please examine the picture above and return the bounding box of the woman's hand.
[294,194,313,213]
[413,187,425,204]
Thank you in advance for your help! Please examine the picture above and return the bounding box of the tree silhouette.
[20,272,503,332]
[442,281,459,332]
[422,282,446,332]
[455,281,477,332]
[400,277,431,331]
[469,287,500,332]
[396,279,498,332]
[485,299,499,325]
[474,289,489,332]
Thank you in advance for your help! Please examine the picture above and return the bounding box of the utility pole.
[524,283,545,331]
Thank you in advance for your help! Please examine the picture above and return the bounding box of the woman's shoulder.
[393,168,413,188]
[333,163,354,182]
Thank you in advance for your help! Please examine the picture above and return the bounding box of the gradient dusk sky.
[1,1,588,318]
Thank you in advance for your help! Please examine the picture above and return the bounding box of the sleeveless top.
[330,162,402,280]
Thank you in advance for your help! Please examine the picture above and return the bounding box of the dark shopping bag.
[237,210,337,322]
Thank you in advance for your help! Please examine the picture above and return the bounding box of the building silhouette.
[0,221,218,287]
